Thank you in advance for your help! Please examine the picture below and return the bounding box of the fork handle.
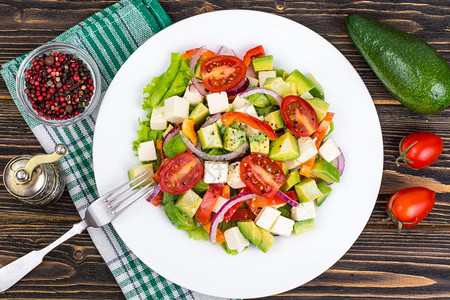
[0,220,88,292]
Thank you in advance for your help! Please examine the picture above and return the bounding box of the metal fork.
[0,172,155,292]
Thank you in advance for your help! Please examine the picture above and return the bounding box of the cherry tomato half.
[200,55,247,92]
[240,154,285,197]
[281,95,318,137]
[159,153,203,194]
[386,187,435,231]
[396,132,443,169]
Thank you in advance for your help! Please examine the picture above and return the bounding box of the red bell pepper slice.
[243,45,265,67]
[182,48,216,61]
[150,191,163,207]
[251,191,298,207]
[195,183,223,225]
[221,111,277,141]
[227,208,256,221]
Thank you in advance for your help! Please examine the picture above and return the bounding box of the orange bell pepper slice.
[182,48,216,61]
[182,119,198,146]
[202,222,225,244]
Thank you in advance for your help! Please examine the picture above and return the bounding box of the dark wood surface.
[0,0,448,299]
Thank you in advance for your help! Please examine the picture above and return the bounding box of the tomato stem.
[395,140,417,167]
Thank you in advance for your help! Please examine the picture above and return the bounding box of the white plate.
[93,10,383,299]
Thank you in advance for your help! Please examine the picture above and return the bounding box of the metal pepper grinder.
[3,144,67,207]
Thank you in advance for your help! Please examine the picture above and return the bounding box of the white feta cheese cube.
[319,138,341,162]
[270,215,294,236]
[183,85,204,106]
[232,95,250,110]
[258,70,276,87]
[206,92,229,114]
[298,137,318,163]
[164,96,190,124]
[247,76,259,87]
[224,227,249,253]
[255,206,281,231]
[235,104,258,118]
[213,196,229,213]
[204,161,228,184]
[283,159,301,170]
[291,201,316,221]
[227,162,246,189]
[150,106,167,130]
[137,140,157,162]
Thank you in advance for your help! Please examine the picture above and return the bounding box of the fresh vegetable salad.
[131,45,344,254]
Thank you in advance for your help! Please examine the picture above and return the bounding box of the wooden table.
[0,1,448,299]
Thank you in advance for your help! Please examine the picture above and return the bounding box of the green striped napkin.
[1,1,224,299]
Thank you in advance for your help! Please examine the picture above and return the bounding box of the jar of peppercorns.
[16,42,101,126]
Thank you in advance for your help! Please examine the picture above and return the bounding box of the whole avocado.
[345,14,450,114]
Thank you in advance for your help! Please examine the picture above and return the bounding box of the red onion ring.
[336,148,345,176]
[217,45,236,56]
[179,133,248,161]
[146,184,161,203]
[189,46,207,74]
[191,77,207,96]
[226,78,249,97]
[276,190,298,207]
[200,113,221,128]
[238,87,282,106]
[210,192,257,243]
[162,126,179,148]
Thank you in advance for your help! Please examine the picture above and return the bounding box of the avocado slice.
[163,134,187,158]
[263,77,297,98]
[285,69,315,95]
[294,178,323,203]
[238,220,262,246]
[128,164,154,187]
[280,169,300,192]
[249,134,270,155]
[311,156,340,183]
[305,98,330,122]
[189,103,209,126]
[175,189,203,218]
[223,127,247,151]
[198,123,223,149]
[293,218,315,235]
[269,132,300,161]
[307,74,325,100]
[252,55,273,72]
[264,110,285,131]
[257,228,274,253]
[245,92,271,107]
[345,14,450,114]
[316,181,332,206]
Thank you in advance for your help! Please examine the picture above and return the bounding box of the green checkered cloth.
[0,1,224,299]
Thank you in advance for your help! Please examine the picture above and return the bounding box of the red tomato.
[240,154,285,197]
[396,132,443,169]
[195,184,223,225]
[281,96,319,137]
[242,45,265,67]
[159,153,203,194]
[386,187,435,231]
[200,55,247,92]
[221,111,277,140]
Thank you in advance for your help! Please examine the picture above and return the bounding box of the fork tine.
[102,171,150,201]
[111,184,154,215]
[107,178,153,207]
